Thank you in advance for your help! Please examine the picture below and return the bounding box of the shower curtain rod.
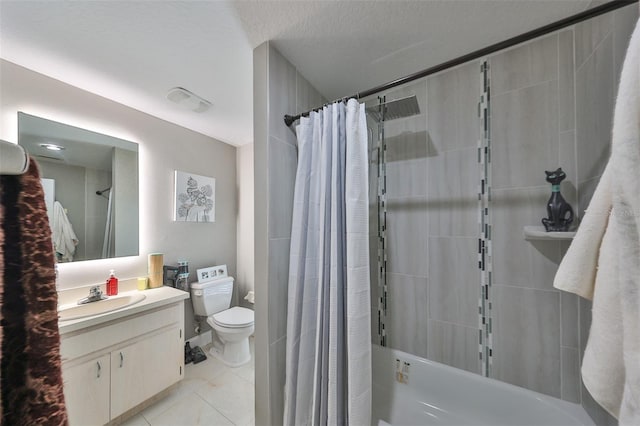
[284,0,638,127]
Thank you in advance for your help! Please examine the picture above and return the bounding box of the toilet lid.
[213,306,254,328]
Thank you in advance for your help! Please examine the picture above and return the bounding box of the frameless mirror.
[18,112,139,262]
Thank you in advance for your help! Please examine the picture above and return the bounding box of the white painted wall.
[0,59,238,295]
[236,143,254,306]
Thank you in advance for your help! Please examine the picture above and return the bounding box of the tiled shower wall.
[253,41,325,426]
[367,3,638,418]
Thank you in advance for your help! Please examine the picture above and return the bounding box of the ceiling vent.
[166,87,212,113]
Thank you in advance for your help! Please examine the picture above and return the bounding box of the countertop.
[58,286,190,335]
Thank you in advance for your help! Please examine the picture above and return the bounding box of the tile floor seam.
[193,391,238,426]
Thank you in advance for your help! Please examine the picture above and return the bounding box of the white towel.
[554,19,640,424]
[51,201,78,262]
[0,139,29,175]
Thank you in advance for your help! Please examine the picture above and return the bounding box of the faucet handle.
[89,286,102,297]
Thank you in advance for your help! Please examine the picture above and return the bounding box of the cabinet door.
[141,326,183,396]
[63,354,111,426]
[110,339,146,418]
[110,326,183,418]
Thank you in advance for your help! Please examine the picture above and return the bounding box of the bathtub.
[372,345,595,426]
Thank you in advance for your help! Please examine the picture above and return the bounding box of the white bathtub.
[372,345,595,426]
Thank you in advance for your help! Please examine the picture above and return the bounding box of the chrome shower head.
[366,95,421,122]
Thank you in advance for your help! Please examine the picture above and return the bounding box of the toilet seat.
[212,306,254,328]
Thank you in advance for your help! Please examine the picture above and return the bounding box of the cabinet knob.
[97,361,101,378]
[120,352,124,368]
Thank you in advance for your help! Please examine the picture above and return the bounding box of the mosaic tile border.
[376,96,388,347]
[478,60,493,377]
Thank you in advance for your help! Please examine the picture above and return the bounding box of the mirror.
[18,112,139,262]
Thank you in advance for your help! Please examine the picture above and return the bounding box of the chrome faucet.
[77,286,108,305]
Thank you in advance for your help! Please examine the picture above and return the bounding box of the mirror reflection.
[18,112,139,262]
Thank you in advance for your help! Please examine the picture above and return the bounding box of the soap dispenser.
[106,269,119,296]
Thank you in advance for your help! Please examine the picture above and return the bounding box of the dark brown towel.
[1,159,68,426]
[0,168,4,422]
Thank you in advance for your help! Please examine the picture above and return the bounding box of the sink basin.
[59,293,146,321]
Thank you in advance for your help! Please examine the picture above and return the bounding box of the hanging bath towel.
[52,200,78,262]
[554,18,640,424]
[0,158,68,425]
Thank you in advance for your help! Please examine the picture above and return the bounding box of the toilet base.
[209,337,251,367]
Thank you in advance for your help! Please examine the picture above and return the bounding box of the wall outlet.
[196,264,228,282]
[395,358,410,384]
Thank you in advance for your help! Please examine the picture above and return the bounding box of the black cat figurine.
[542,168,574,232]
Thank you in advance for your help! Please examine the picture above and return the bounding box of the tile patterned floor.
[122,338,254,426]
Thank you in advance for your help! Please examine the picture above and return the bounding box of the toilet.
[190,276,254,367]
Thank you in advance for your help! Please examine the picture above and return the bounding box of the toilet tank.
[190,276,234,317]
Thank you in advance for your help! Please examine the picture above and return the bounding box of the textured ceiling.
[1,1,598,146]
[233,0,593,102]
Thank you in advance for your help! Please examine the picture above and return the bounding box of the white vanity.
[58,286,189,425]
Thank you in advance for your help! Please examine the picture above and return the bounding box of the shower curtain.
[284,99,371,426]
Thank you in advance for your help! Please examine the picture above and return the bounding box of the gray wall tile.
[559,131,578,210]
[386,198,428,277]
[427,67,456,155]
[561,292,579,349]
[268,238,291,343]
[613,4,639,93]
[574,11,612,70]
[256,42,327,426]
[492,81,559,189]
[576,34,614,182]
[427,148,477,237]
[456,61,482,150]
[492,285,561,397]
[561,347,581,403]
[386,273,429,358]
[296,72,325,113]
[558,30,575,132]
[253,41,271,426]
[428,237,478,327]
[577,175,602,220]
[428,320,479,374]
[579,297,592,359]
[385,158,428,200]
[268,46,297,146]
[490,34,558,96]
[268,137,297,239]
[492,187,561,289]
[383,82,429,200]
[269,337,287,426]
[427,62,480,153]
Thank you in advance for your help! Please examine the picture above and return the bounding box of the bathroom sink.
[58,293,146,321]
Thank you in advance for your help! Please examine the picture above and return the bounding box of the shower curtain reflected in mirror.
[101,187,113,259]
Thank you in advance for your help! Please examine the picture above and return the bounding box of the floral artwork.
[174,171,215,222]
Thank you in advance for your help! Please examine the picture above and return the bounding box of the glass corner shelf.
[523,226,576,241]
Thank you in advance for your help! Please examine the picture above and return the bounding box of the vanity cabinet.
[60,299,185,425]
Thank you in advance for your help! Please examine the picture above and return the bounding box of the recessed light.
[40,143,65,151]
[167,87,212,113]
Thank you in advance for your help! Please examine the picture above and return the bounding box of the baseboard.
[187,330,212,348]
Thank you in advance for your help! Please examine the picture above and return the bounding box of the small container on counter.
[137,277,149,291]
[106,269,119,296]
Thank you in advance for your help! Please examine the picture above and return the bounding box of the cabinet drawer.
[61,303,182,360]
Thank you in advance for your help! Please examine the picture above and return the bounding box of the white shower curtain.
[284,98,371,426]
